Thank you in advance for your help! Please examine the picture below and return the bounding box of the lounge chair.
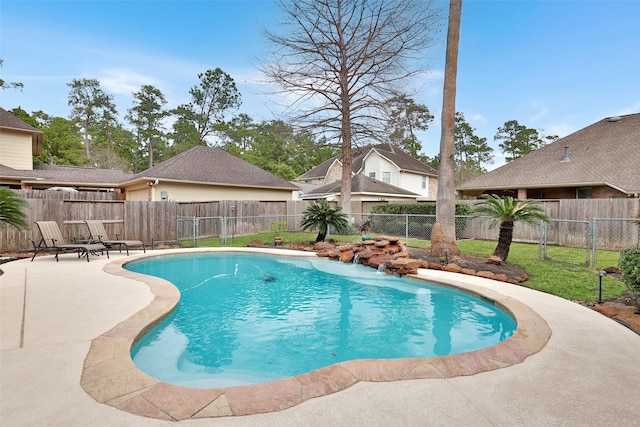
[84,220,145,256]
[31,221,108,262]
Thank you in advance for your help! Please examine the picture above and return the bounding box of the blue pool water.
[126,253,516,388]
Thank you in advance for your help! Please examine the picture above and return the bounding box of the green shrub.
[371,202,470,216]
[370,203,470,236]
[619,244,640,292]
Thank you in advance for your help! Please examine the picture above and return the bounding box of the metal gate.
[540,219,591,266]
[176,216,225,247]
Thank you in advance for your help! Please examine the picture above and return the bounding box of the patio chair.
[31,221,108,262]
[84,220,145,256]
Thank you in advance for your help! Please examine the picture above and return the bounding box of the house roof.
[0,107,44,156]
[296,157,339,180]
[457,113,640,195]
[0,163,39,180]
[295,143,438,181]
[302,173,420,199]
[356,143,438,176]
[26,164,132,188]
[123,146,300,190]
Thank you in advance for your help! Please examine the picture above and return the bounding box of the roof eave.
[122,177,299,191]
[456,181,637,194]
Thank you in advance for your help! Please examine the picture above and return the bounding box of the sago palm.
[0,187,29,231]
[471,194,549,261]
[300,200,349,243]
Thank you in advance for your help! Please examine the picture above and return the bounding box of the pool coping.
[80,248,551,421]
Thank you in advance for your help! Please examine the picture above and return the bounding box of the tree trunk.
[340,54,352,218]
[493,220,514,261]
[432,0,462,257]
[316,223,328,243]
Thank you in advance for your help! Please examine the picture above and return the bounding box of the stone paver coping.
[80,250,551,421]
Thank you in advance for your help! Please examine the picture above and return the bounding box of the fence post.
[405,214,409,240]
[221,216,227,245]
[592,218,598,267]
[538,220,544,260]
[585,221,592,267]
[192,216,197,248]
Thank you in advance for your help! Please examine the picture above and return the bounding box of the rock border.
[313,236,529,284]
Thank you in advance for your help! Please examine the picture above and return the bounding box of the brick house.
[456,113,640,199]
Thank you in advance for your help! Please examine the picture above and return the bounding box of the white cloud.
[98,68,158,95]
[529,103,549,123]
[468,113,486,124]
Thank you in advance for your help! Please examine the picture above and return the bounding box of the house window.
[382,171,390,183]
[369,172,376,179]
[577,187,592,199]
[422,176,426,189]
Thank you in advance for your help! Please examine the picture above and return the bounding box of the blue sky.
[2,0,639,170]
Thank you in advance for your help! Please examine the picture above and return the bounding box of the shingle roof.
[0,163,39,179]
[296,157,338,180]
[0,107,44,156]
[296,143,438,181]
[29,164,132,186]
[457,114,640,195]
[0,107,42,133]
[360,143,438,176]
[302,173,419,198]
[125,146,300,190]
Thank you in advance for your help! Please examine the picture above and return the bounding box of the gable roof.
[124,146,300,190]
[296,143,438,181]
[296,156,340,181]
[302,173,420,199]
[357,143,438,176]
[0,107,44,156]
[457,113,640,195]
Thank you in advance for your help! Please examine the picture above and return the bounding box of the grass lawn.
[456,240,625,302]
[181,232,627,303]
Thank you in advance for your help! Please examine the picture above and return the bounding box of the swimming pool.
[126,252,516,388]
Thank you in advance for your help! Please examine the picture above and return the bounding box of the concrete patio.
[1,248,639,426]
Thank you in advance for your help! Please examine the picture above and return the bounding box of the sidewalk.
[1,249,639,426]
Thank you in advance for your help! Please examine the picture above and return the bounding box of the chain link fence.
[177,213,639,268]
[592,218,640,266]
[540,220,591,266]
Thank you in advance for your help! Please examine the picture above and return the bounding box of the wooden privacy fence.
[1,198,288,252]
[1,194,638,252]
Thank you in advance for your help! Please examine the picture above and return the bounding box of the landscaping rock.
[476,271,495,280]
[444,263,462,273]
[339,250,355,263]
[486,256,503,265]
[313,242,335,251]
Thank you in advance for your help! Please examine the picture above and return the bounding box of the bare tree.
[432,0,462,257]
[262,0,442,215]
